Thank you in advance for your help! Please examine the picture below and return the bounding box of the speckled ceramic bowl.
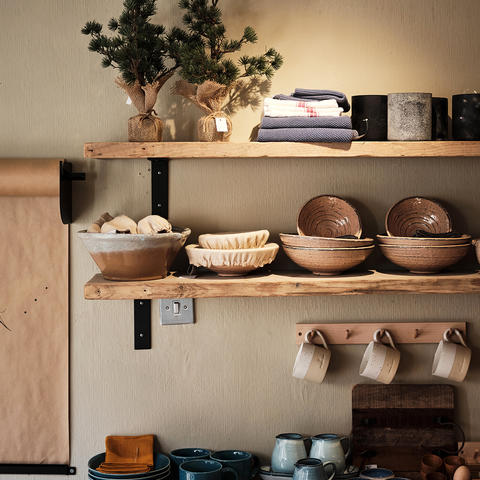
[281,233,373,249]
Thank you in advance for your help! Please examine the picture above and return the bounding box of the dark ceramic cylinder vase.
[432,97,448,140]
[351,95,387,140]
[453,94,480,140]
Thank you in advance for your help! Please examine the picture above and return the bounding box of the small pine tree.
[176,0,283,86]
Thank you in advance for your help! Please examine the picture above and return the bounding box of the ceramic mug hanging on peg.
[359,329,400,384]
[293,329,331,384]
[432,328,471,382]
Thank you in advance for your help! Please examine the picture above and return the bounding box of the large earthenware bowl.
[280,233,373,249]
[377,234,471,247]
[297,195,362,238]
[379,244,470,274]
[385,197,452,237]
[78,228,191,281]
[282,245,374,275]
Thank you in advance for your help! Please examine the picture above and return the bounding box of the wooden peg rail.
[295,322,467,345]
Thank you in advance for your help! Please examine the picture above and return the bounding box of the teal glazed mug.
[171,449,212,477]
[310,434,351,474]
[210,450,259,480]
[293,458,336,480]
[180,459,239,480]
[271,433,308,474]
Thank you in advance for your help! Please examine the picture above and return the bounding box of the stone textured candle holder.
[432,97,448,140]
[388,93,432,141]
[352,95,388,141]
[453,94,480,140]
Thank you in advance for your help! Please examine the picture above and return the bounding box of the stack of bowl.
[186,230,279,276]
[280,195,375,275]
[378,197,471,274]
[88,452,171,480]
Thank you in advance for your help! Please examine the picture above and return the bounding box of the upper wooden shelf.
[84,141,480,159]
[85,269,480,300]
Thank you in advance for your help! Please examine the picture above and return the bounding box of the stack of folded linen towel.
[257,88,358,142]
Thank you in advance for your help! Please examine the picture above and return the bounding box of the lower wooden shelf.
[84,269,480,299]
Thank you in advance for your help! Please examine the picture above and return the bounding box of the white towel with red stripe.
[263,97,343,117]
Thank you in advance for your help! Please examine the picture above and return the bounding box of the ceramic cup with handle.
[271,433,307,474]
[432,329,471,382]
[309,434,350,474]
[171,449,212,477]
[293,458,336,480]
[359,329,400,384]
[293,330,331,384]
[210,450,258,480]
[180,459,239,480]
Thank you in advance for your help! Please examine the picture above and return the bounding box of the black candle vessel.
[452,94,480,140]
[432,97,448,140]
[351,95,387,141]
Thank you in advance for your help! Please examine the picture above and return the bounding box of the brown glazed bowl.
[280,233,374,248]
[385,197,452,237]
[377,234,471,246]
[297,195,362,238]
[283,245,374,275]
[421,454,444,475]
[444,456,466,478]
[78,227,191,280]
[379,243,470,274]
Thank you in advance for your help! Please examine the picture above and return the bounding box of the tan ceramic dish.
[379,243,470,274]
[280,233,373,248]
[186,243,279,276]
[377,234,471,246]
[198,230,269,250]
[283,245,374,275]
[297,195,362,238]
[385,196,452,237]
[78,228,191,280]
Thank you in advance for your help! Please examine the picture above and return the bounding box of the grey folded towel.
[257,128,358,143]
[261,116,352,129]
[274,89,350,112]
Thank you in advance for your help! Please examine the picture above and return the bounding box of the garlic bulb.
[101,215,138,234]
[137,215,172,234]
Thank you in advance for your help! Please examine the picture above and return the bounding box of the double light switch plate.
[160,299,195,325]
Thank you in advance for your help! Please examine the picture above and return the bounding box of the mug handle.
[446,328,468,348]
[374,329,397,350]
[339,435,351,461]
[221,466,239,480]
[322,461,336,480]
[305,330,329,350]
[250,455,260,478]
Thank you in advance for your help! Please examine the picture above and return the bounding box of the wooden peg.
[414,328,420,339]
[345,329,351,340]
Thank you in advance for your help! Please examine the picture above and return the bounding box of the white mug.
[432,328,471,382]
[359,329,400,384]
[293,329,331,383]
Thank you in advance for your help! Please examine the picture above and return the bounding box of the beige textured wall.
[1,0,480,478]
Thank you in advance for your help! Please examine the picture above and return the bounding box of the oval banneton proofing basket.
[297,195,362,238]
[78,227,191,281]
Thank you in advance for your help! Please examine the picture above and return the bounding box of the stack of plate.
[280,195,374,275]
[186,230,279,276]
[378,197,471,274]
[88,453,171,480]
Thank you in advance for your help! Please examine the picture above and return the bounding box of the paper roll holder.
[60,160,85,224]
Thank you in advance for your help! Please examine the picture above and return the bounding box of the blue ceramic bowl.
[89,473,169,480]
[88,452,170,479]
[360,469,394,480]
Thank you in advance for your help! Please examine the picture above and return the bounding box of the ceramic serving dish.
[385,197,452,237]
[297,195,362,238]
[283,245,374,275]
[78,228,191,281]
[280,233,373,249]
[379,244,470,274]
[198,230,269,250]
[186,243,279,276]
[377,234,471,246]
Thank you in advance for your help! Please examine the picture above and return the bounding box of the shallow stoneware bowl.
[198,230,269,249]
[283,245,374,275]
[385,197,452,237]
[186,243,279,276]
[297,195,362,238]
[379,244,470,274]
[280,233,373,248]
[377,234,471,246]
[78,228,191,281]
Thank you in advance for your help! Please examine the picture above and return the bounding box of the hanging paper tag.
[215,117,228,132]
[126,96,132,105]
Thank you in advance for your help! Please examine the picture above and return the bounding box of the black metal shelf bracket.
[60,160,86,224]
[0,464,76,475]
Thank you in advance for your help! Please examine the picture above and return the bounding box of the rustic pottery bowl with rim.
[78,227,191,281]
[385,197,452,237]
[198,230,269,250]
[280,233,373,249]
[186,243,279,276]
[297,195,362,238]
[282,245,374,275]
[377,234,471,246]
[379,243,470,274]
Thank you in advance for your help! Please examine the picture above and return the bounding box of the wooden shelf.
[84,269,480,300]
[84,141,480,159]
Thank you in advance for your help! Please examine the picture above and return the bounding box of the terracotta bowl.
[379,244,470,274]
[377,234,471,246]
[78,228,191,281]
[283,245,374,275]
[198,230,269,249]
[385,196,452,237]
[186,243,279,276]
[297,195,362,238]
[280,233,374,248]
